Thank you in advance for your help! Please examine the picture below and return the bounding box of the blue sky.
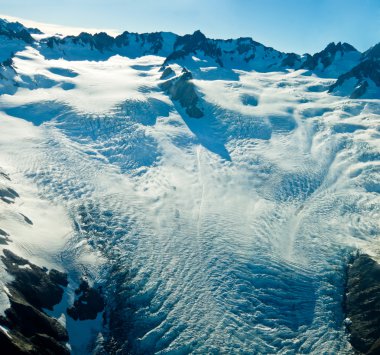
[0,0,379,54]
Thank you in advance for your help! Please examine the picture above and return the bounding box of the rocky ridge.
[345,254,380,354]
[1,16,379,99]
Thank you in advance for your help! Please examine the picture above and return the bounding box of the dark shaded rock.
[31,333,69,354]
[92,32,115,52]
[302,42,358,71]
[160,66,175,80]
[0,249,69,354]
[363,43,380,61]
[281,53,301,67]
[1,249,67,310]
[3,294,68,341]
[351,80,369,99]
[235,37,260,55]
[45,31,113,53]
[26,27,43,35]
[160,69,204,118]
[115,31,165,54]
[67,279,105,321]
[14,29,34,45]
[42,30,167,58]
[45,36,60,49]
[164,30,223,67]
[345,253,380,354]
[0,328,34,354]
[329,59,380,98]
[1,57,13,68]
[49,269,69,287]
[0,19,34,44]
[1,19,42,36]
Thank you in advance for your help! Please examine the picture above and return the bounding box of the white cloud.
[0,13,121,37]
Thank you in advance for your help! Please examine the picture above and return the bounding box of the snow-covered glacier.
[0,18,379,354]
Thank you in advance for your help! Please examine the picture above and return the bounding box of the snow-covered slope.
[0,17,379,354]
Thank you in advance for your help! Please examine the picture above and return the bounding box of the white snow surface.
[0,38,379,355]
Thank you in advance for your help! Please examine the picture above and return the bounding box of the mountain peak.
[363,42,380,60]
[191,30,206,40]
[0,18,34,44]
[174,29,208,49]
[301,40,360,73]
[324,41,358,53]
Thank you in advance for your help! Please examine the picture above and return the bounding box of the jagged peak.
[190,30,207,40]
[174,30,208,49]
[321,41,358,54]
[0,18,34,44]
[363,42,380,60]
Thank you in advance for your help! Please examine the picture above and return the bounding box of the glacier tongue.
[0,43,379,354]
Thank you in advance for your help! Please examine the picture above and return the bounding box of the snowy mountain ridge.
[1,17,380,99]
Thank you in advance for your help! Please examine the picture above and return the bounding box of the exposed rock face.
[43,30,170,57]
[164,30,223,67]
[328,42,380,98]
[0,19,42,36]
[281,52,301,67]
[17,22,380,88]
[0,249,69,354]
[0,19,34,44]
[115,31,166,54]
[329,59,380,98]
[0,57,18,95]
[67,278,105,321]
[363,42,380,61]
[40,29,298,71]
[302,42,359,71]
[160,68,204,118]
[160,66,175,80]
[345,253,380,354]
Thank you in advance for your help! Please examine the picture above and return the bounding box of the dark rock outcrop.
[164,30,223,67]
[35,22,373,81]
[329,59,380,98]
[42,30,169,57]
[160,68,204,118]
[0,19,34,44]
[41,28,294,71]
[363,42,380,61]
[281,52,301,68]
[0,249,69,354]
[345,253,380,354]
[115,31,166,54]
[160,66,175,80]
[67,278,105,321]
[0,56,18,95]
[1,19,42,36]
[302,42,359,71]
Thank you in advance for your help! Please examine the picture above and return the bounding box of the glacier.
[0,18,379,354]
